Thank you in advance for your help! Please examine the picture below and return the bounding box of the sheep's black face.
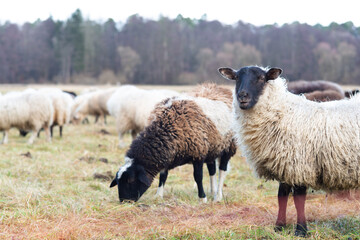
[110,164,152,203]
[218,66,282,109]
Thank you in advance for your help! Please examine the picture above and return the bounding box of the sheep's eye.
[258,75,265,81]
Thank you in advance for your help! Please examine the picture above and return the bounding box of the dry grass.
[1,84,360,239]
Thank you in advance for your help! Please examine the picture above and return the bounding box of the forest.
[0,9,359,85]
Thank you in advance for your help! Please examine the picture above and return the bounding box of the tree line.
[0,9,359,85]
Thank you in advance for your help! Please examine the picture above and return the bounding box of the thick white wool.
[233,78,360,190]
[107,85,179,140]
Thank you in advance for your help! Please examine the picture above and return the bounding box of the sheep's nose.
[238,91,249,100]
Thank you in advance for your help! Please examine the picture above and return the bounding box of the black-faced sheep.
[110,84,236,203]
[219,65,360,237]
[106,85,179,148]
[0,91,54,144]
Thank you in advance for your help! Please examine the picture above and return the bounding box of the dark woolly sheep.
[303,89,344,102]
[287,80,345,97]
[110,84,236,203]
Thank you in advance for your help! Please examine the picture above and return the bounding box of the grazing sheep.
[0,91,54,144]
[72,88,116,125]
[110,84,236,203]
[106,85,179,147]
[287,79,345,97]
[38,88,74,137]
[219,65,360,237]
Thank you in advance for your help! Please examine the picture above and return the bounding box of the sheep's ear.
[218,67,237,81]
[110,178,117,188]
[137,166,152,187]
[266,68,282,80]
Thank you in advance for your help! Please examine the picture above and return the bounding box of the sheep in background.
[219,65,360,237]
[303,89,344,102]
[38,88,74,137]
[345,89,360,98]
[106,85,179,148]
[62,90,77,99]
[70,93,92,124]
[287,79,345,97]
[0,91,53,144]
[72,88,116,125]
[110,83,236,203]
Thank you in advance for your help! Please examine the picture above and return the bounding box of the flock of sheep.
[1,66,359,237]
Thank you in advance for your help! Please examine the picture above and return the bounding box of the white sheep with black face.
[0,90,54,144]
[219,65,360,237]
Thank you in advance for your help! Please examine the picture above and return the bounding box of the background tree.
[1,11,360,85]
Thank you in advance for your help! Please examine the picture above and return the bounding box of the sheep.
[110,83,236,203]
[219,65,360,237]
[287,79,345,97]
[106,85,179,148]
[0,90,54,144]
[303,89,344,102]
[72,88,116,125]
[62,90,77,99]
[38,88,74,137]
[345,89,360,98]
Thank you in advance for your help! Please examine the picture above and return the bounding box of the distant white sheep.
[106,85,179,147]
[72,88,116,125]
[38,88,74,137]
[0,91,54,144]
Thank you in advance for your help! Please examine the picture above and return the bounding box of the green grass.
[1,99,360,239]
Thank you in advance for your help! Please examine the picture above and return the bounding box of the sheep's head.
[218,66,282,109]
[110,159,152,203]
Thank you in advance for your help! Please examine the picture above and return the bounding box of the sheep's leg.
[94,115,99,124]
[214,153,231,202]
[50,125,54,137]
[293,185,308,237]
[193,161,207,203]
[206,161,217,199]
[131,129,138,140]
[27,131,37,144]
[117,132,126,148]
[275,182,292,231]
[1,131,9,144]
[59,126,63,137]
[156,169,168,198]
[43,126,52,143]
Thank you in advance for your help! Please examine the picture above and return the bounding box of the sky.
[0,0,359,27]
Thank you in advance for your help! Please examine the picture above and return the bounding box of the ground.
[1,84,360,239]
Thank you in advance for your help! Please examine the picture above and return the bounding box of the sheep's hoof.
[213,194,222,202]
[294,223,308,237]
[274,224,286,232]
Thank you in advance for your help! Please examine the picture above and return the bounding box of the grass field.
[1,85,360,239]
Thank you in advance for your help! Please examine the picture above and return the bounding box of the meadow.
[1,85,360,239]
